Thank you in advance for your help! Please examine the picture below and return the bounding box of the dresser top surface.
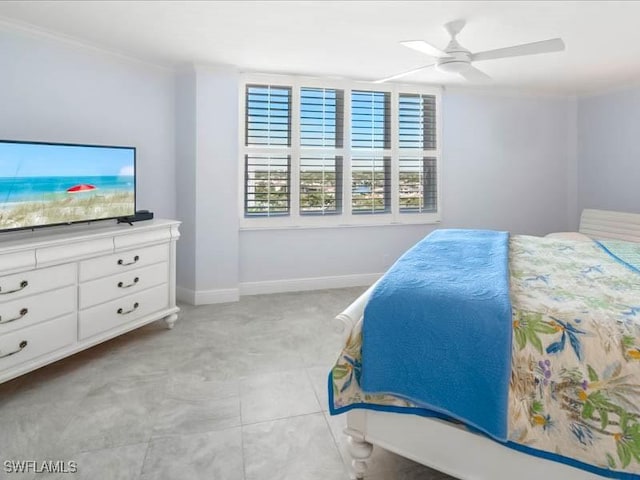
[0,219,180,254]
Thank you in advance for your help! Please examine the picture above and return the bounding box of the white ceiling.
[1,0,640,94]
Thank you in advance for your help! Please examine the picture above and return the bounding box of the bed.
[330,209,640,480]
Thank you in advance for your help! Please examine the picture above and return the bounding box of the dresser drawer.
[79,283,169,340]
[0,313,76,371]
[79,243,169,282]
[0,250,36,275]
[79,262,168,309]
[0,286,76,335]
[0,264,76,304]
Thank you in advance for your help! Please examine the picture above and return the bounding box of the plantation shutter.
[241,78,440,224]
[351,156,391,214]
[399,157,437,213]
[244,85,292,216]
[398,93,437,214]
[398,93,436,150]
[245,85,292,146]
[298,87,344,215]
[351,90,391,149]
[300,156,343,215]
[244,155,291,216]
[300,87,344,148]
[350,90,391,214]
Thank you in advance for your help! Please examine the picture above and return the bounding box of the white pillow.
[545,232,592,241]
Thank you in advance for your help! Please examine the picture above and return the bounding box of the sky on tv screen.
[0,142,134,178]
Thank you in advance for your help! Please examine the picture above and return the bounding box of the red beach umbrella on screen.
[66,184,97,193]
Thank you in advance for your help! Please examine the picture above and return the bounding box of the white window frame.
[239,73,442,230]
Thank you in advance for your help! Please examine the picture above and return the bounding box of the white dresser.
[0,219,180,384]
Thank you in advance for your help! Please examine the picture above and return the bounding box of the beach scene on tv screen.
[0,142,135,231]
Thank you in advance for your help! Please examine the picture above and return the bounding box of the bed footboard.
[333,282,377,342]
[333,285,377,478]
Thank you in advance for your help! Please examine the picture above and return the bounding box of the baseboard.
[176,286,240,305]
[177,273,381,304]
[239,272,382,296]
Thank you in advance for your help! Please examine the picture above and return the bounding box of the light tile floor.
[0,288,455,480]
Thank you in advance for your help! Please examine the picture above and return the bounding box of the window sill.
[239,216,441,231]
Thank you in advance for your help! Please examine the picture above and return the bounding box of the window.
[300,87,343,148]
[244,155,290,216]
[398,93,436,150]
[352,156,391,214]
[399,157,437,213]
[245,85,291,146]
[244,85,292,216]
[300,155,342,215]
[351,91,390,149]
[398,93,438,214]
[299,87,344,215]
[240,76,440,227]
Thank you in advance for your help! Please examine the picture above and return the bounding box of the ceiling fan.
[374,20,565,83]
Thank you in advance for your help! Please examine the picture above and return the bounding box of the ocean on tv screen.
[0,175,135,230]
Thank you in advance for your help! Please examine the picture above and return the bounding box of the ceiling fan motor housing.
[437,49,471,73]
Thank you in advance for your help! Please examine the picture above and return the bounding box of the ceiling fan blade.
[400,40,449,58]
[472,38,565,62]
[459,66,492,82]
[373,64,436,84]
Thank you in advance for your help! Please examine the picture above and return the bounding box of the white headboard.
[579,209,640,242]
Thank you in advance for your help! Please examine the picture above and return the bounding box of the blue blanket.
[360,229,512,441]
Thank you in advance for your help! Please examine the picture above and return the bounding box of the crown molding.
[0,15,174,73]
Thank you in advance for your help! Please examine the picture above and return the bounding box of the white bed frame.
[334,209,640,480]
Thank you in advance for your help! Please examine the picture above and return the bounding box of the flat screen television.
[0,140,135,233]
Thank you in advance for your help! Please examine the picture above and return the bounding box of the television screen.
[0,140,135,232]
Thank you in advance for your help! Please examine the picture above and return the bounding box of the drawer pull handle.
[117,255,140,266]
[117,302,139,315]
[0,308,29,325]
[0,280,28,296]
[0,340,27,359]
[118,277,140,289]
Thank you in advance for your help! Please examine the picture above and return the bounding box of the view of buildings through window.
[243,82,438,220]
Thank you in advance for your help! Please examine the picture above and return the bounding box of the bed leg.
[347,434,373,479]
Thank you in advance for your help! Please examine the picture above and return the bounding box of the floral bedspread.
[330,235,640,478]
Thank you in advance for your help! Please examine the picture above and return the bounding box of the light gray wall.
[578,87,640,215]
[194,67,239,296]
[566,96,579,230]
[0,26,176,218]
[175,69,197,291]
[174,66,240,302]
[240,225,430,284]
[239,90,573,283]
[440,91,570,234]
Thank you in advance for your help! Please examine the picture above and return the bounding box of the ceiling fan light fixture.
[436,60,471,74]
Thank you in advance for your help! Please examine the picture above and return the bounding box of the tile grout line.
[304,366,326,413]
[137,374,172,478]
[321,410,351,473]
[69,439,152,457]
[240,413,248,480]
[138,441,152,480]
[239,392,249,480]
[240,410,324,428]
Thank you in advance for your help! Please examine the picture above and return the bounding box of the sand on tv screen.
[0,140,135,232]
